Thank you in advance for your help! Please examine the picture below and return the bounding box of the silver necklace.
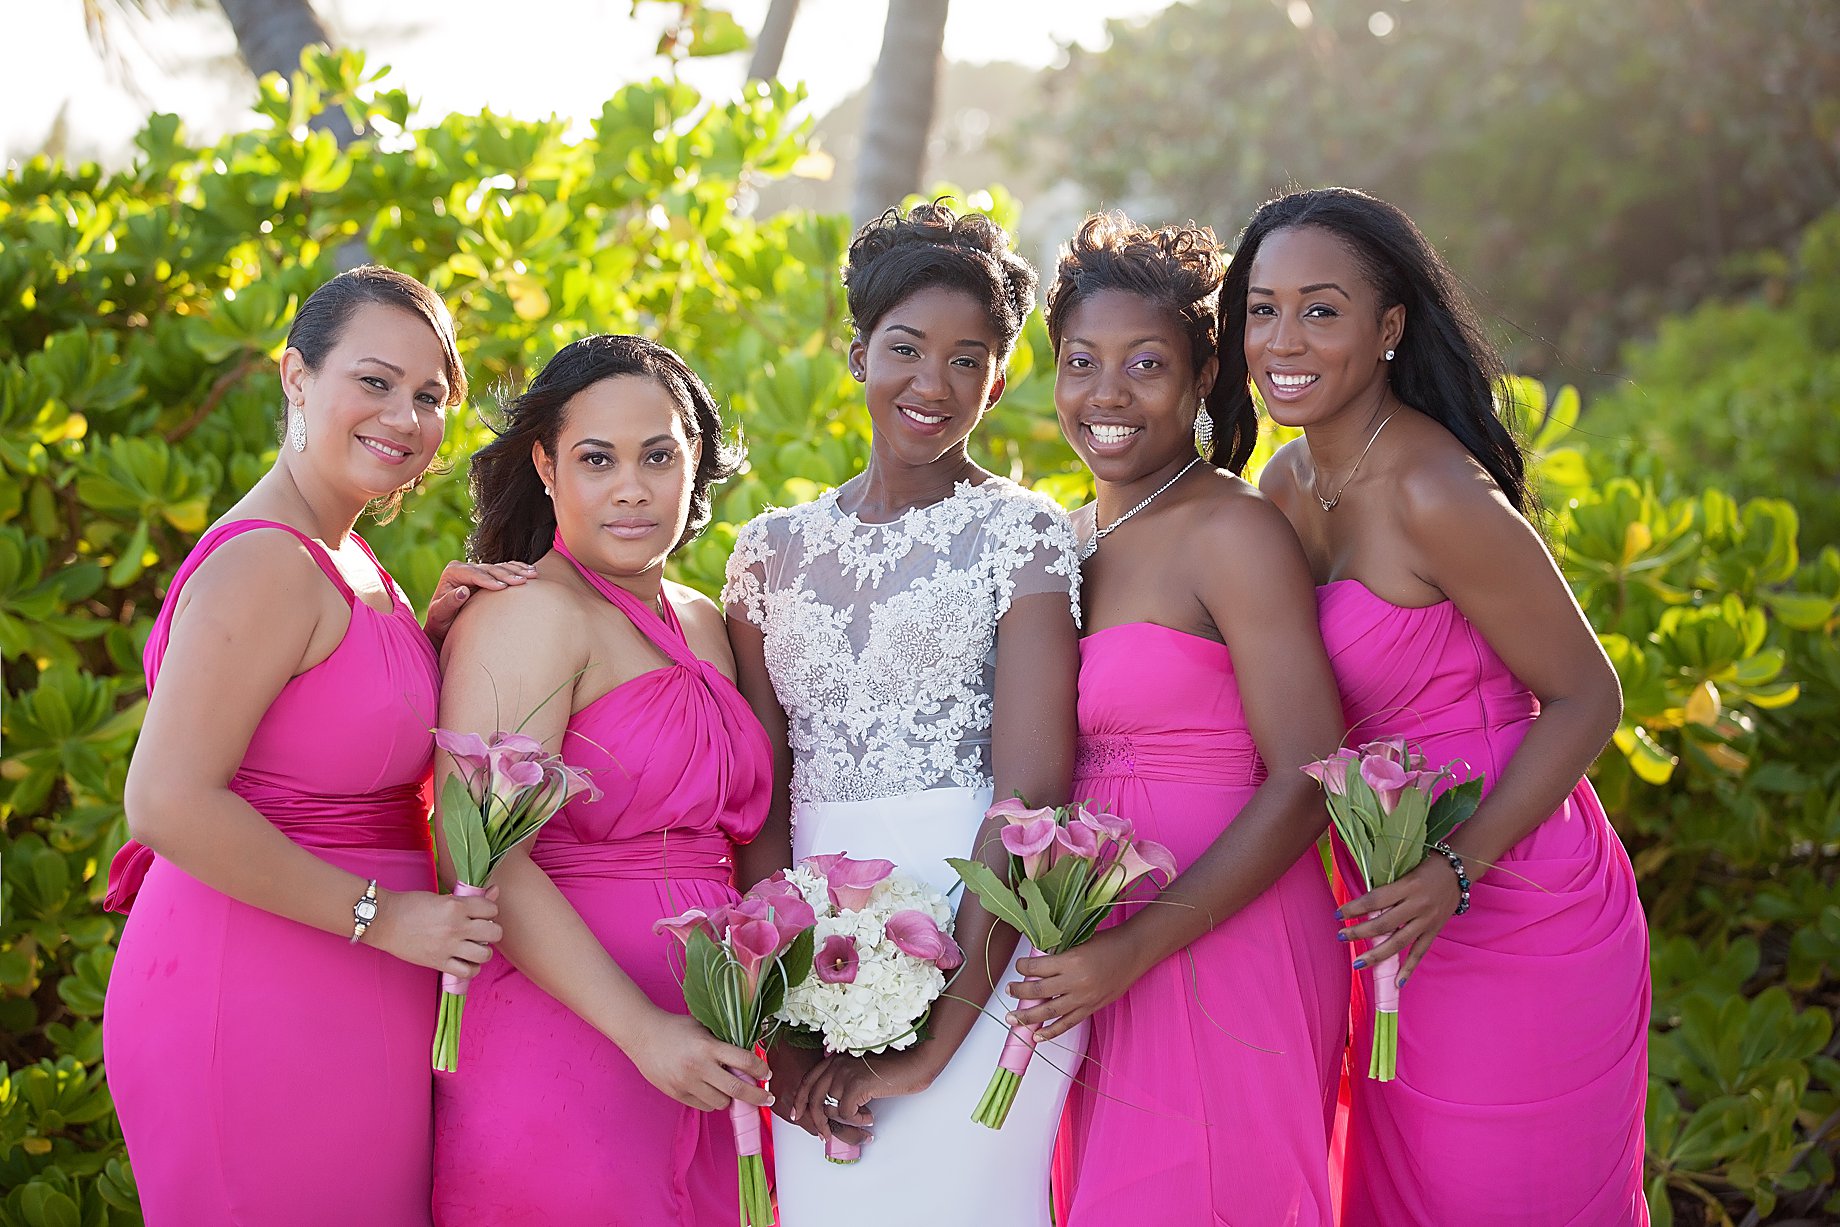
[1081,456,1201,560]
[1313,411,1397,511]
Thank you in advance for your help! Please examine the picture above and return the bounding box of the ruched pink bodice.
[1317,580,1649,1226]
[433,535,771,1226]
[1057,623,1347,1226]
[103,519,442,1226]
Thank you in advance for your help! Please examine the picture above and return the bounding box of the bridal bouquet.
[657,883,818,1227]
[1302,737,1482,1081]
[949,798,1176,1129]
[772,854,964,1163]
[431,727,598,1073]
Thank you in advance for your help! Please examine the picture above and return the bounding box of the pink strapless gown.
[1318,580,1649,1226]
[432,536,772,1226]
[1056,623,1349,1226]
[103,520,442,1226]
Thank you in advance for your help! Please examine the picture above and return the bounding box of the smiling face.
[1054,288,1218,486]
[533,374,702,580]
[1243,225,1404,429]
[280,301,452,500]
[850,285,1006,469]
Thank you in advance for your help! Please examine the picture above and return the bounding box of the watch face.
[356,898,378,923]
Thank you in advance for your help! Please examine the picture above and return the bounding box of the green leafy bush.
[0,51,1833,1227]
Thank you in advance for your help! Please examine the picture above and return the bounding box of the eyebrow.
[885,323,991,352]
[1065,335,1169,350]
[571,435,680,450]
[354,356,447,388]
[1247,283,1348,297]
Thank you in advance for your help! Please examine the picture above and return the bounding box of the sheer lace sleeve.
[986,495,1082,627]
[721,513,776,628]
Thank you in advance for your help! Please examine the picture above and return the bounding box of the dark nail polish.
[1352,958,1366,969]
[1336,931,1350,942]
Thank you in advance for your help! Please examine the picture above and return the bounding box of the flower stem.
[432,991,465,1073]
[1369,1008,1398,1081]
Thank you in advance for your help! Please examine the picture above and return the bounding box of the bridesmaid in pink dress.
[432,335,773,1225]
[103,267,519,1226]
[1222,188,1649,1224]
[1007,213,1350,1225]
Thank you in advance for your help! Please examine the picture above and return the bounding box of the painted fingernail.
[1336,931,1350,942]
[1352,958,1366,969]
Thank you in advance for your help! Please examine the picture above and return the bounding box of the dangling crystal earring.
[287,406,307,453]
[1384,349,1396,361]
[1193,410,1215,460]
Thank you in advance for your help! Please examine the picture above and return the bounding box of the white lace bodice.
[723,479,1080,807]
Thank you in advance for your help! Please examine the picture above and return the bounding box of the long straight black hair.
[468,335,742,564]
[1217,188,1530,513]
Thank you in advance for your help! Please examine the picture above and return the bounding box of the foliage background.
[0,53,1835,1227]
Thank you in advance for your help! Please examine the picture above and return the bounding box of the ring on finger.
[822,1095,840,1108]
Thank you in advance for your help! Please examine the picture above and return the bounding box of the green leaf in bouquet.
[780,924,815,992]
[681,927,725,1033]
[946,857,1031,937]
[1426,776,1484,846]
[439,772,491,885]
[1017,879,1064,952]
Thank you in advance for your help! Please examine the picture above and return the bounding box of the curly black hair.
[843,202,1038,360]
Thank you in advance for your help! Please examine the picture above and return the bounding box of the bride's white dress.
[724,478,1090,1227]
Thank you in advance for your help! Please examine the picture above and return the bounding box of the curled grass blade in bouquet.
[947,798,1176,1129]
[769,854,965,1164]
[432,727,599,1072]
[657,884,817,1227]
[1302,738,1482,1081]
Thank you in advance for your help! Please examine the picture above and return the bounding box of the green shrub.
[1,51,1833,1227]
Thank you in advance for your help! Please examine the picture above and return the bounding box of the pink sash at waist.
[105,777,431,914]
[533,829,735,886]
[1074,732,1267,788]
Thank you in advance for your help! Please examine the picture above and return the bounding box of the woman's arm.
[794,588,1079,1134]
[1010,494,1346,1040]
[125,534,500,977]
[1337,455,1622,982]
[727,615,795,892]
[437,585,770,1111]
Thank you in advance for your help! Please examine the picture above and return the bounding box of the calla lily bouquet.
[656,882,818,1227]
[1301,737,1482,1081]
[948,798,1177,1129]
[769,854,964,1164]
[432,727,599,1073]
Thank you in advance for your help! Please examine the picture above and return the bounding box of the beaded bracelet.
[1429,841,1471,916]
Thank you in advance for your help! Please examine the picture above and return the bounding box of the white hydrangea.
[775,865,958,1054]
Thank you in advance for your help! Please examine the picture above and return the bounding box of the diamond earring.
[1193,411,1215,460]
[287,406,307,453]
[1384,349,1396,361]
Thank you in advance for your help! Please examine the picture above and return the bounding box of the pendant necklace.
[1081,456,1201,560]
[1313,410,1397,511]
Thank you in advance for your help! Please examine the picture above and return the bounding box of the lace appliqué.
[723,481,1079,807]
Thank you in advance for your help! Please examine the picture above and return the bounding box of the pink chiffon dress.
[1056,623,1349,1226]
[1318,580,1649,1226]
[432,535,772,1226]
[103,519,442,1226]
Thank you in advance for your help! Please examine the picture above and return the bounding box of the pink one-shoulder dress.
[1056,623,1349,1226]
[432,536,772,1226]
[103,519,442,1226]
[1318,580,1649,1226]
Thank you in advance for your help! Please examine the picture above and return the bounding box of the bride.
[724,202,1085,1225]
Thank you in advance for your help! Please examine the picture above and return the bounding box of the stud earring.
[287,406,307,453]
[1193,411,1215,460]
[543,485,553,498]
[1384,349,1396,361]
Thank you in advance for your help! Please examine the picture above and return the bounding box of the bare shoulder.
[1185,468,1307,560]
[670,581,740,675]
[174,526,336,638]
[1391,421,1522,539]
[1256,439,1308,505]
[440,572,583,661]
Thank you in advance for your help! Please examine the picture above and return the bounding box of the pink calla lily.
[986,797,1056,825]
[1301,747,1361,796]
[1089,838,1179,907]
[653,907,719,946]
[1359,754,1428,814]
[434,728,493,778]
[1053,818,1101,864]
[884,909,963,970]
[1074,805,1133,842]
[816,933,860,984]
[1358,737,1419,772]
[1000,816,1059,879]
[806,853,896,912]
[747,877,817,934]
[729,918,784,995]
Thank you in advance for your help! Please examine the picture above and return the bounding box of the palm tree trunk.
[215,0,355,143]
[748,0,802,81]
[850,0,950,229]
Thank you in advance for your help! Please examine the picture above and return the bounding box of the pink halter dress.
[432,535,772,1226]
[103,519,442,1226]
[1318,580,1649,1226]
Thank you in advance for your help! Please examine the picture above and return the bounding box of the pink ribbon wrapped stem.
[726,1067,764,1157]
[441,881,489,996]
[825,1135,862,1164]
[1000,940,1043,1076]
[1372,951,1401,1016]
